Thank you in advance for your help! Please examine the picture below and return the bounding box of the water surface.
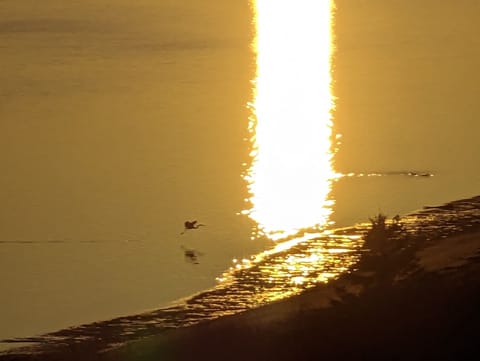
[1,0,479,348]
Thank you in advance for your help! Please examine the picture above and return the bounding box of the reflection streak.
[245,0,337,240]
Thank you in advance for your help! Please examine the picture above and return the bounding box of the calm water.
[1,0,479,348]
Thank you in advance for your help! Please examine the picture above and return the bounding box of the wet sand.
[2,196,480,361]
[104,231,480,361]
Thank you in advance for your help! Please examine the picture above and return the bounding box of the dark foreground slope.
[104,198,480,361]
[3,197,480,361]
[105,239,480,361]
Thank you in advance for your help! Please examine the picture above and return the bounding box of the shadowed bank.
[2,195,480,361]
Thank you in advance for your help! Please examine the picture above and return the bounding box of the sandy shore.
[102,229,480,361]
[2,198,480,361]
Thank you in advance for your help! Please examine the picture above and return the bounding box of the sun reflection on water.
[243,0,338,240]
[221,0,364,304]
[217,230,364,304]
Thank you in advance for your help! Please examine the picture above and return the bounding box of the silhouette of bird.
[180,220,206,235]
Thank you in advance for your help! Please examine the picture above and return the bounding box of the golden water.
[244,0,338,241]
[222,0,361,301]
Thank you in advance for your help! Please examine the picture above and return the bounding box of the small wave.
[0,239,143,245]
[339,170,434,178]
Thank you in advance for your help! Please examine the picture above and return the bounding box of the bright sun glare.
[244,0,337,240]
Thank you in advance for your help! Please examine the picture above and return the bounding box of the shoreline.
[107,229,480,361]
[2,195,480,360]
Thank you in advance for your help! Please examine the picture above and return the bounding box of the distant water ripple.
[0,240,142,244]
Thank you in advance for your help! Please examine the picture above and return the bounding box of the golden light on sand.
[244,0,337,240]
[217,231,362,304]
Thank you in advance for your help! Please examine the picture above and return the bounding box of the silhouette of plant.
[364,213,405,255]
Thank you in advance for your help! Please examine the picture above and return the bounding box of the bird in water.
[180,220,206,235]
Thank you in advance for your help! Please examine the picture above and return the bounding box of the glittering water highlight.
[243,0,338,240]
